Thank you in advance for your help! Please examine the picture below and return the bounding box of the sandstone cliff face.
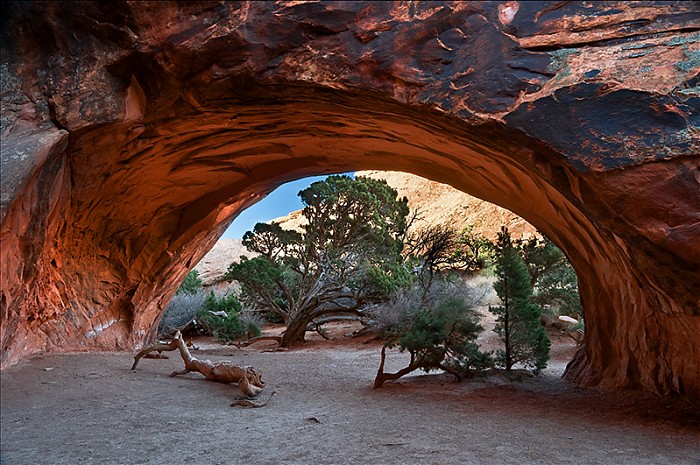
[193,238,252,286]
[1,2,698,398]
[360,171,538,240]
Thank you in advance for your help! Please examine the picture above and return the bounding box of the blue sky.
[222,173,354,239]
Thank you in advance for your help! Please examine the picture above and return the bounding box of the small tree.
[489,227,550,373]
[177,270,204,295]
[519,236,582,319]
[373,281,493,388]
[226,175,410,348]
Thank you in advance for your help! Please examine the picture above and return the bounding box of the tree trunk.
[504,289,512,371]
[279,315,312,348]
[373,346,419,388]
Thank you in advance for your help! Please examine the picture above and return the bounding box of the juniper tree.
[226,175,410,348]
[489,226,550,373]
[372,280,493,388]
[519,236,582,319]
[177,269,203,295]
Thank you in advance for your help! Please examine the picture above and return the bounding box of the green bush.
[177,270,204,295]
[246,320,262,338]
[373,280,494,388]
[195,292,245,343]
[394,296,493,378]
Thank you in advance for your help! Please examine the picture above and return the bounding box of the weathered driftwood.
[132,331,265,397]
[231,390,277,408]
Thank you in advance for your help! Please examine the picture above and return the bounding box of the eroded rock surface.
[194,238,252,286]
[1,1,698,398]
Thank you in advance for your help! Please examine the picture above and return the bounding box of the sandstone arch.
[1,2,698,398]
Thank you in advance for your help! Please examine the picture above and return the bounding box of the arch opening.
[2,83,697,398]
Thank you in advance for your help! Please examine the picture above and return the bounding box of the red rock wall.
[1,1,698,398]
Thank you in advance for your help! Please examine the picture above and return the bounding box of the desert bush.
[372,278,493,387]
[177,269,204,295]
[194,292,246,344]
[239,307,264,338]
[396,296,493,375]
[369,275,492,336]
[158,290,208,336]
[464,274,499,307]
[366,284,422,336]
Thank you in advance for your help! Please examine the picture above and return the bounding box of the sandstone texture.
[1,1,698,398]
[359,170,538,240]
[193,238,251,286]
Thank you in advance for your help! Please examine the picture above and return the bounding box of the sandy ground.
[2,322,699,465]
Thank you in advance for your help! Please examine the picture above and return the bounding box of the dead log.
[231,390,277,408]
[132,331,265,397]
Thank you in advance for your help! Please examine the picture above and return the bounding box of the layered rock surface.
[1,1,698,398]
[359,170,538,240]
[194,238,250,286]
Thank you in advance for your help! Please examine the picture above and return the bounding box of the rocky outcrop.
[194,238,252,286]
[359,171,538,240]
[1,2,698,398]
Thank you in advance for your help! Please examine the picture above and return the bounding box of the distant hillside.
[197,171,539,284]
[357,171,538,240]
[194,238,255,286]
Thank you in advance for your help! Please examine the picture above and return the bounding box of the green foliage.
[241,222,302,260]
[226,257,286,307]
[226,175,411,347]
[379,278,494,379]
[194,292,245,344]
[489,227,550,373]
[299,175,409,254]
[205,291,242,314]
[177,270,203,295]
[394,297,492,376]
[246,321,262,338]
[519,236,582,319]
[365,259,413,298]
